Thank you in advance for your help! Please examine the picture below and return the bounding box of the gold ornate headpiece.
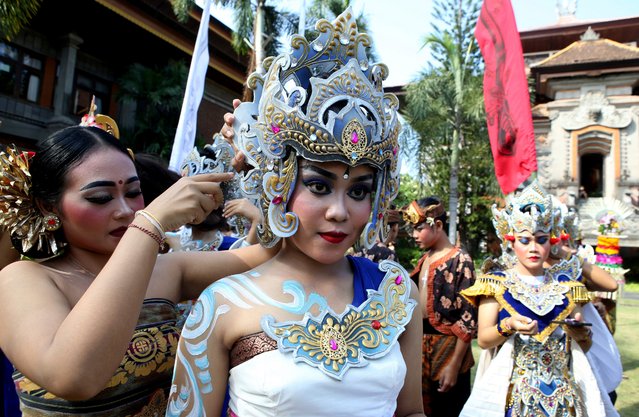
[78,96,134,160]
[0,147,65,255]
[402,201,445,227]
[232,7,400,248]
[79,96,120,138]
[492,180,558,251]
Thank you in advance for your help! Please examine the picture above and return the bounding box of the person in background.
[0,230,20,416]
[166,9,425,417]
[0,107,275,415]
[350,208,401,263]
[459,180,618,416]
[403,196,476,417]
[134,152,182,206]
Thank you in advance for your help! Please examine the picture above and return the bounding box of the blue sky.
[209,0,639,87]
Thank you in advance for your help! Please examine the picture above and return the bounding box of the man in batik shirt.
[404,197,477,417]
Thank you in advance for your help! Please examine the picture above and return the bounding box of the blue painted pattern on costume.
[262,263,416,380]
[167,272,330,417]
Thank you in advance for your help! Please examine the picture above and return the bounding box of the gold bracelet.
[135,210,166,239]
[497,318,514,337]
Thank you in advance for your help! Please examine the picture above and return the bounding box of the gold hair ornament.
[79,96,120,138]
[79,96,133,159]
[0,147,65,255]
[402,201,443,227]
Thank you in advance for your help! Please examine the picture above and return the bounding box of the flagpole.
[169,0,213,173]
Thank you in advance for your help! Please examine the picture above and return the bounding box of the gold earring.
[43,214,61,231]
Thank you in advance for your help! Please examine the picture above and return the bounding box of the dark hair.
[134,153,181,205]
[190,208,229,232]
[416,196,448,230]
[31,126,133,208]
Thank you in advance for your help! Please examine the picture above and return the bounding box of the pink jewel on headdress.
[47,218,57,227]
[329,339,338,350]
[351,131,359,144]
[378,213,383,219]
[271,123,281,134]
[371,320,381,330]
[272,195,283,205]
[395,275,403,285]
[392,147,398,156]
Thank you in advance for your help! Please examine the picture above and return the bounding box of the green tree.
[0,0,42,40]
[401,0,500,260]
[116,61,190,159]
[171,0,297,72]
[304,0,377,60]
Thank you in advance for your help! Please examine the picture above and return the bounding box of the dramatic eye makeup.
[81,176,141,204]
[517,235,549,245]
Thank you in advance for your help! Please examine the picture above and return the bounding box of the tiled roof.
[533,37,639,68]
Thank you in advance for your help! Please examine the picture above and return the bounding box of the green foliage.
[401,0,501,261]
[0,0,42,40]
[116,60,192,159]
[169,0,192,23]
[429,0,482,74]
[305,0,377,61]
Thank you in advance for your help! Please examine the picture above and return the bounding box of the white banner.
[169,0,212,172]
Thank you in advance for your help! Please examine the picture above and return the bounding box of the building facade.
[0,0,248,151]
[521,12,639,254]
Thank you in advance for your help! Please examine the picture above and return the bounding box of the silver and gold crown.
[551,196,579,248]
[492,180,558,251]
[232,7,400,248]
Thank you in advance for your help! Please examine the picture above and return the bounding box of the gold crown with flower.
[232,7,400,248]
[79,96,120,139]
[492,180,558,249]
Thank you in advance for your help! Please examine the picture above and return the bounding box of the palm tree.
[171,0,296,70]
[0,0,42,40]
[420,0,482,243]
[304,0,377,60]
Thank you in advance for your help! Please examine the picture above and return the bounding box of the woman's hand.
[221,99,250,173]
[437,364,459,393]
[223,198,262,245]
[506,313,538,336]
[223,198,261,223]
[143,173,233,232]
[563,312,593,351]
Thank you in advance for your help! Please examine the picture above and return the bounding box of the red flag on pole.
[475,0,537,194]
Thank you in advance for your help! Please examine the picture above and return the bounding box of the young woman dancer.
[167,8,425,417]
[0,115,274,415]
[459,180,618,416]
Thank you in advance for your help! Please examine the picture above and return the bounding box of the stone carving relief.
[560,91,632,131]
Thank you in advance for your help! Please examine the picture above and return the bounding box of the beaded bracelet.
[135,210,166,239]
[497,317,515,337]
[128,224,167,251]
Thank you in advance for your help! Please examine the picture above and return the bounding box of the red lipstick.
[320,232,347,244]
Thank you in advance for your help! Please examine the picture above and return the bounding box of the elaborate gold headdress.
[0,147,64,255]
[233,7,400,248]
